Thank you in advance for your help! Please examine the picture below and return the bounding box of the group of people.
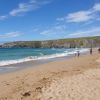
[75,48,100,57]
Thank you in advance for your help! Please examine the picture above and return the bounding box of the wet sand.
[0,50,100,100]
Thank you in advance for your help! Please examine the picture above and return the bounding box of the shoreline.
[0,48,89,74]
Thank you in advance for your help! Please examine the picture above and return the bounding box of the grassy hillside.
[1,36,100,48]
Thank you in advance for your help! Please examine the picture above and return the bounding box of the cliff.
[1,36,100,48]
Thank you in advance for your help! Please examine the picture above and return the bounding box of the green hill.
[1,36,100,48]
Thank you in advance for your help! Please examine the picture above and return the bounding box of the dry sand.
[0,51,100,100]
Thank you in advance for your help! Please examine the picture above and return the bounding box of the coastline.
[0,49,100,100]
[0,48,89,74]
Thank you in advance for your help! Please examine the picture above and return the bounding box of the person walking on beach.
[90,48,92,55]
[77,51,80,57]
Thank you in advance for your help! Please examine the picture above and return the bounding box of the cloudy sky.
[0,0,100,42]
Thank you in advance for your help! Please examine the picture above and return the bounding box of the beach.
[0,0,100,99]
[0,50,100,100]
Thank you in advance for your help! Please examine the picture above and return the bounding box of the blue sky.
[0,0,100,42]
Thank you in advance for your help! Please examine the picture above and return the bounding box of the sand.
[0,51,100,100]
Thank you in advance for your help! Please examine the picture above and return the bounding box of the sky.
[0,0,100,42]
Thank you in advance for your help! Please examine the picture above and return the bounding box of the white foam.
[0,48,89,66]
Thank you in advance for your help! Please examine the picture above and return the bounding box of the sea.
[0,48,89,73]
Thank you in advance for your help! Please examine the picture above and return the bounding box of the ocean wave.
[0,48,89,66]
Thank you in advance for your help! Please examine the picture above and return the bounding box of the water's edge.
[0,48,88,66]
[0,49,89,74]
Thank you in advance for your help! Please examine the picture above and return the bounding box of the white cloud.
[40,25,100,38]
[40,25,67,35]
[69,27,100,37]
[57,11,93,23]
[40,30,50,35]
[66,11,93,22]
[0,31,22,38]
[93,3,100,11]
[57,3,100,23]
[10,0,51,16]
[0,16,7,20]
[10,3,36,16]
